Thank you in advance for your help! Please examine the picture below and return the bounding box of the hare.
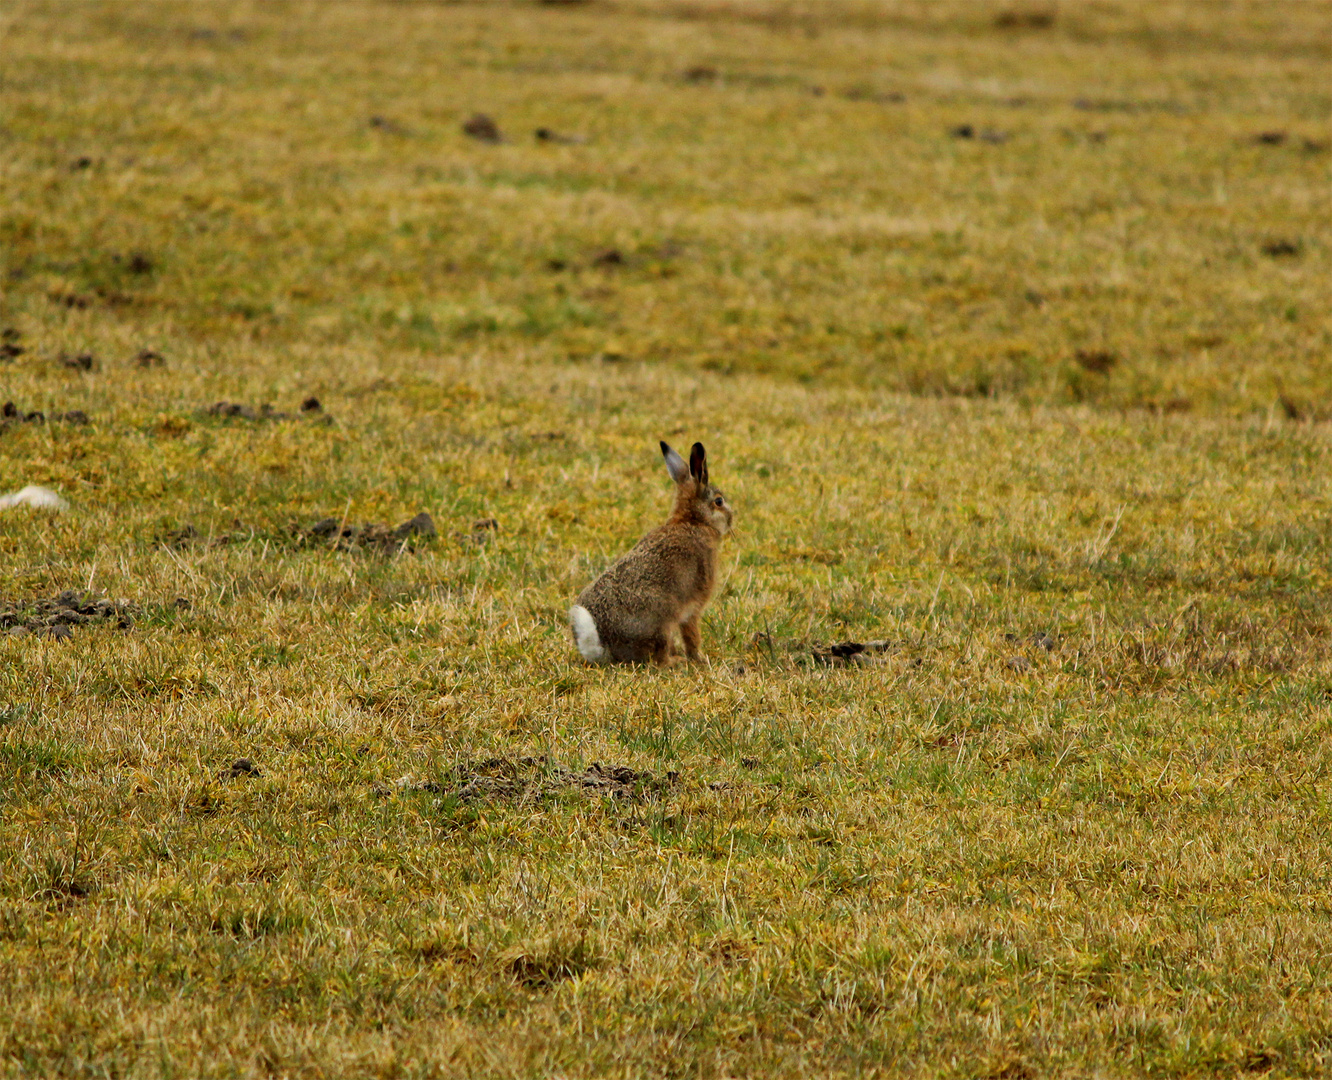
[570,440,733,665]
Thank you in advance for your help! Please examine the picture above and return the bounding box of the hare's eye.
[713,496,724,507]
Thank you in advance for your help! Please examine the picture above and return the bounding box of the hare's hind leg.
[679,614,703,662]
[606,634,667,665]
[650,634,680,667]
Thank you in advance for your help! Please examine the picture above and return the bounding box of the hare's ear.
[689,442,708,486]
[661,441,690,485]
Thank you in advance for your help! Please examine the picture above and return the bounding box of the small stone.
[1005,655,1031,673]
[173,597,192,611]
[227,758,261,778]
[300,396,322,412]
[8,625,30,638]
[48,623,73,641]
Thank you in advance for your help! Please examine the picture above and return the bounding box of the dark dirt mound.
[462,113,502,142]
[811,639,898,666]
[159,523,244,549]
[161,512,441,554]
[1075,349,1117,374]
[534,127,584,145]
[3,402,43,424]
[294,511,438,552]
[202,399,332,424]
[1,328,24,360]
[2,590,135,638]
[405,756,677,803]
[1261,239,1301,258]
[1,402,89,426]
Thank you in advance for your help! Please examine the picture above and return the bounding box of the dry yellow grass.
[2,2,1331,1077]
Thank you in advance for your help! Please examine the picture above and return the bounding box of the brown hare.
[570,440,733,665]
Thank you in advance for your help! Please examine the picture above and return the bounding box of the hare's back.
[585,526,704,600]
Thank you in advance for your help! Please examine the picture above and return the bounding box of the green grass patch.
[1,1,1331,1077]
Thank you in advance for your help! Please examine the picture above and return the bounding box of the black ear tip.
[659,440,671,456]
[691,441,706,457]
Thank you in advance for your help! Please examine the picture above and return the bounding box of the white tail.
[569,605,608,663]
[0,485,68,511]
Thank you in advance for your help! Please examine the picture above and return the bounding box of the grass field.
[2,1,1331,1076]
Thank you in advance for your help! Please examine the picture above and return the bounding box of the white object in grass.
[0,485,68,511]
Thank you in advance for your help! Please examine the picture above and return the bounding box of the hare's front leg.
[679,614,703,662]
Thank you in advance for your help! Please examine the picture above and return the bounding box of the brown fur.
[573,441,733,665]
